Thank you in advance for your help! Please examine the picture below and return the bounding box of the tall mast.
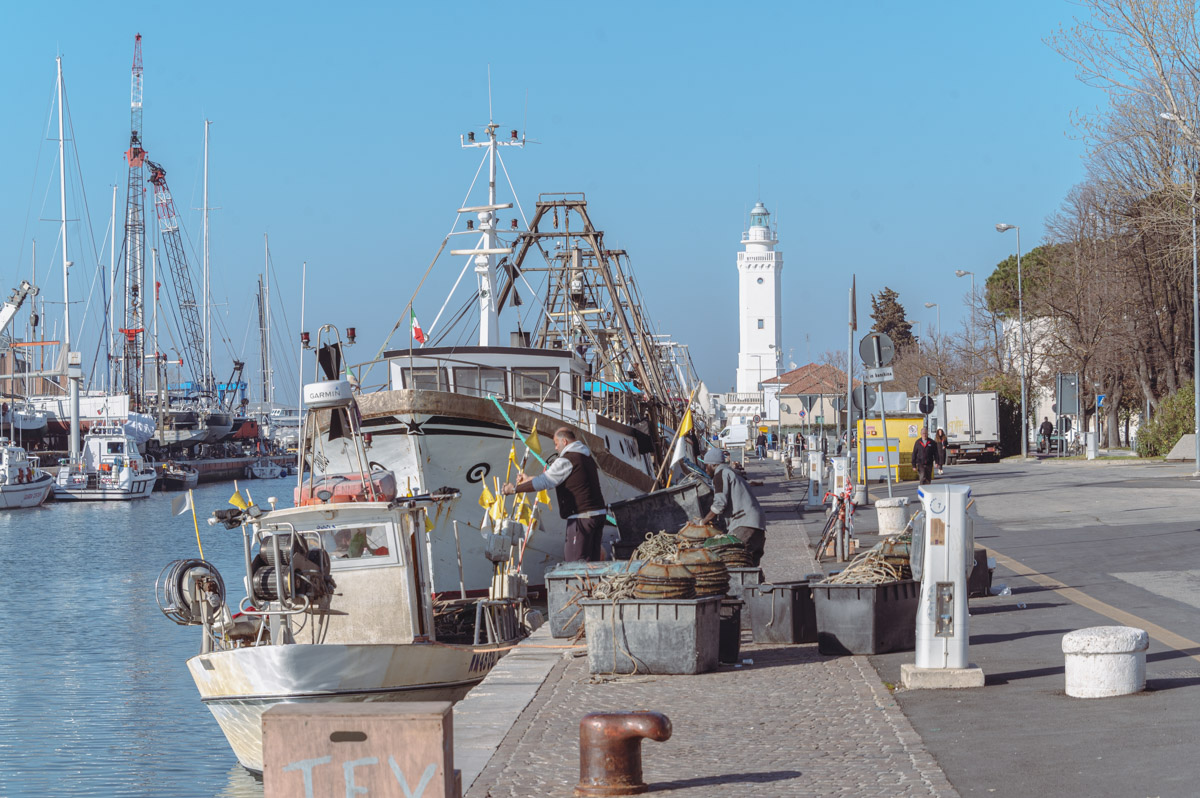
[121,33,146,408]
[202,119,212,393]
[257,275,267,403]
[264,233,272,405]
[57,57,70,357]
[109,184,117,392]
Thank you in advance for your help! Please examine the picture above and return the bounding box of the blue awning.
[585,380,643,395]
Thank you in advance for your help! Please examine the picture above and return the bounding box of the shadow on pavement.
[650,770,804,791]
[969,601,1065,615]
[985,664,1065,684]
[970,628,1073,645]
[1146,676,1200,691]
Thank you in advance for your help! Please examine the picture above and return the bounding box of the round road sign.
[918,395,935,415]
[851,384,877,412]
[918,375,937,396]
[858,333,895,369]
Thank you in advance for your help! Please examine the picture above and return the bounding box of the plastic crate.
[811,579,919,655]
[545,561,641,639]
[580,596,721,675]
[745,581,818,644]
[609,481,714,560]
[968,548,994,598]
[726,567,764,600]
[719,599,743,664]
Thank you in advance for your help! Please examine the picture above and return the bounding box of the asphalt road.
[866,458,1200,798]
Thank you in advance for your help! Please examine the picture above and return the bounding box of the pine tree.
[869,287,916,349]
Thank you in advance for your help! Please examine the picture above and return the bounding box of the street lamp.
[924,302,941,382]
[996,222,1028,458]
[1159,112,1200,474]
[956,270,976,390]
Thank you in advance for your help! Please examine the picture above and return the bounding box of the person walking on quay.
[755,431,767,460]
[1039,417,1055,453]
[934,428,948,476]
[699,447,767,565]
[912,426,937,485]
[503,427,607,562]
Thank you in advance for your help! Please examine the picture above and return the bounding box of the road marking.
[1112,570,1200,610]
[988,550,1200,665]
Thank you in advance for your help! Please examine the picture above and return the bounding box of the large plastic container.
[580,596,721,675]
[719,599,743,664]
[745,581,818,644]
[811,579,919,655]
[726,567,763,600]
[967,548,994,598]
[609,480,714,559]
[545,561,642,639]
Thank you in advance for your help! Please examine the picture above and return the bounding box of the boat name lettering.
[280,756,437,797]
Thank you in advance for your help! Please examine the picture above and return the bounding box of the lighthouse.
[735,202,783,394]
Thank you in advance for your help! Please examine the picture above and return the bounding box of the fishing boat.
[244,456,285,479]
[315,121,693,597]
[158,329,527,772]
[3,404,48,443]
[0,438,54,508]
[158,461,199,491]
[54,421,157,501]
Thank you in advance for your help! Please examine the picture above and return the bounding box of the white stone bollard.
[1062,626,1148,698]
[875,497,910,535]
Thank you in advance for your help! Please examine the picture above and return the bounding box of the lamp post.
[1159,112,1200,475]
[955,269,976,390]
[996,223,1028,458]
[924,302,941,382]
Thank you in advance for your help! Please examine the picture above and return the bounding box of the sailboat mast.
[264,233,272,405]
[202,119,211,393]
[57,56,70,356]
[109,184,117,392]
[257,276,267,403]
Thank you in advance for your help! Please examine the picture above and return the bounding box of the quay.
[451,456,1200,797]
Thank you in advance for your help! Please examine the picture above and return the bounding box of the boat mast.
[121,33,146,410]
[153,247,164,434]
[109,184,117,392]
[57,56,80,463]
[202,119,212,394]
[257,276,267,403]
[264,233,272,405]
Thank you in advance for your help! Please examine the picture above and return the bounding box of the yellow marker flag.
[669,407,695,469]
[536,489,551,506]
[677,407,694,437]
[424,513,435,533]
[517,501,533,525]
[526,420,542,458]
[479,483,496,510]
[508,444,519,466]
[229,490,248,511]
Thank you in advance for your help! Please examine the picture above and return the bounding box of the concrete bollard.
[575,711,672,796]
[1062,626,1148,698]
[875,497,910,535]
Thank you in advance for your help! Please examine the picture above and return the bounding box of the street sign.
[918,395,935,415]
[851,384,877,412]
[800,395,817,411]
[918,375,937,396]
[832,396,845,411]
[1097,394,1106,408]
[858,332,895,369]
[864,366,894,384]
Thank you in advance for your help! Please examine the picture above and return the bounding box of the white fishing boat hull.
[53,470,156,501]
[246,462,285,479]
[316,390,656,594]
[0,472,54,509]
[188,640,506,773]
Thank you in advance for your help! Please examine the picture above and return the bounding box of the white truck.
[925,391,1002,463]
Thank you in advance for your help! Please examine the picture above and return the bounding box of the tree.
[869,287,916,349]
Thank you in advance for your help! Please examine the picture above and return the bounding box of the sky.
[0,1,1102,398]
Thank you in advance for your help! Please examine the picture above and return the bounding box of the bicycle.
[815,482,856,562]
[784,454,794,481]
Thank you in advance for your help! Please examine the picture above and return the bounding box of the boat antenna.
[487,64,493,125]
[523,89,529,142]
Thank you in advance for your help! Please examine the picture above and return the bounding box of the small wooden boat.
[159,462,199,491]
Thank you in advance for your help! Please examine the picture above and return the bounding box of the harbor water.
[0,481,277,797]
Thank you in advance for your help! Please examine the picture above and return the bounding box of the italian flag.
[411,309,426,345]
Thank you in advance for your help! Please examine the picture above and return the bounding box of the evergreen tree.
[869,286,916,348]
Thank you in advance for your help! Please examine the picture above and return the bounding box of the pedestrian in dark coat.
[912,427,937,485]
[934,428,947,475]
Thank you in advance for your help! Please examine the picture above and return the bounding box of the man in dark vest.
[912,426,937,485]
[502,427,607,561]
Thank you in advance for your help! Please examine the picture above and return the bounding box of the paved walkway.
[463,458,958,797]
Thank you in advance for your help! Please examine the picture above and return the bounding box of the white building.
[735,202,783,394]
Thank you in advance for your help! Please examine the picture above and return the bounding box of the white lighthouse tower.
[735,202,783,394]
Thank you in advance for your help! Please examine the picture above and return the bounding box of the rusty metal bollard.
[574,710,672,796]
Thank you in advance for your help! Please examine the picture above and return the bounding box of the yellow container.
[856,415,924,482]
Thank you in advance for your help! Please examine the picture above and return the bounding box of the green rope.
[489,396,549,468]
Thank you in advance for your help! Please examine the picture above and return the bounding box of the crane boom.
[119,32,147,409]
[0,282,38,340]
[146,159,206,387]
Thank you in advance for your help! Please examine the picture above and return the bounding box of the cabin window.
[512,368,560,403]
[320,523,399,567]
[571,373,583,410]
[402,367,449,391]
[106,442,124,455]
[454,367,507,400]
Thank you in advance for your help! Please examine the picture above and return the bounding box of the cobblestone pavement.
[467,458,957,797]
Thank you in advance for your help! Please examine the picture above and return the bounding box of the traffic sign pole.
[873,336,894,498]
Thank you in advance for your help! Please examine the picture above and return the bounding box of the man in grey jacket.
[698,447,767,565]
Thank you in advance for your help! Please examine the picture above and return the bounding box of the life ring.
[16,469,24,484]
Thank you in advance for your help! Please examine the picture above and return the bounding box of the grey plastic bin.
[609,481,714,559]
[545,561,642,639]
[745,581,818,644]
[811,579,919,655]
[580,596,721,675]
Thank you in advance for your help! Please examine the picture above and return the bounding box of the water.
[0,482,282,797]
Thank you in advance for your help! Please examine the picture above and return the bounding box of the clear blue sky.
[0,1,1100,395]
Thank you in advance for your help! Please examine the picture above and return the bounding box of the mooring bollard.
[575,711,672,797]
